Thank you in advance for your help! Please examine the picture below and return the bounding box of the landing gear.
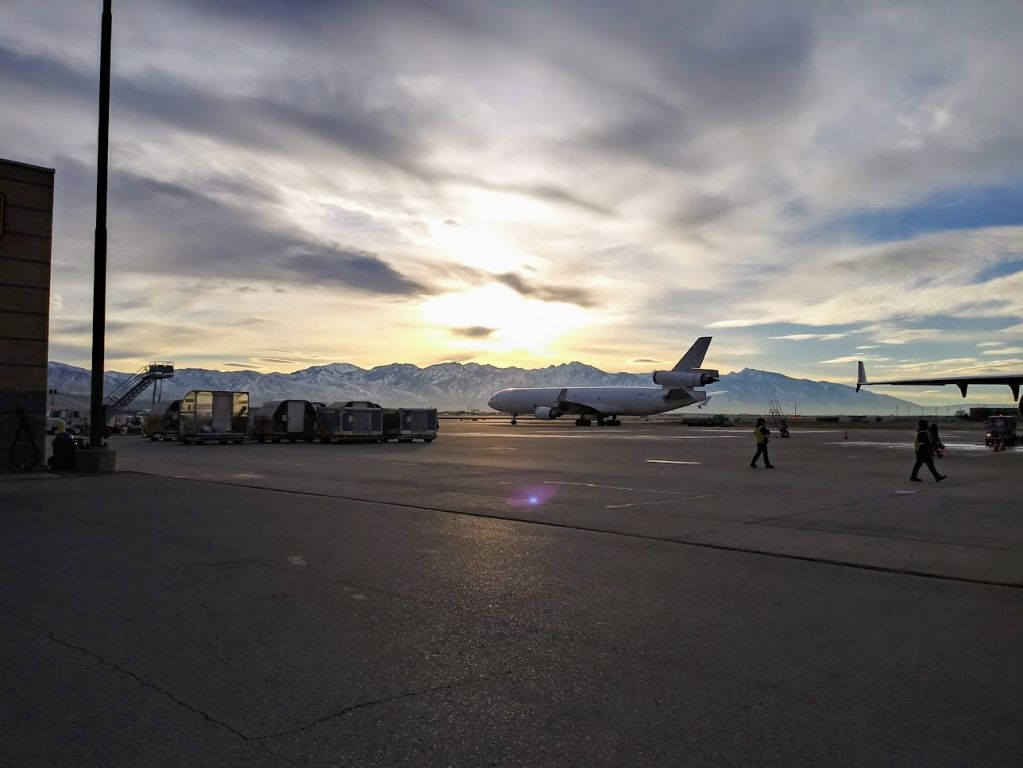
[574,418,592,427]
[511,415,518,425]
[598,416,622,427]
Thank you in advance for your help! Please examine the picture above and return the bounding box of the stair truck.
[178,391,249,445]
[251,400,318,443]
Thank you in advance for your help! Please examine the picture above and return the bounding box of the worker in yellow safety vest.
[750,417,774,469]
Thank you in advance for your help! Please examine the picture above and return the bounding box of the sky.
[3,0,1023,406]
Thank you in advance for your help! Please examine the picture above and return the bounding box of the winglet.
[856,361,867,392]
[672,337,712,372]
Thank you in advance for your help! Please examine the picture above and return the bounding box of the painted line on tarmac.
[447,431,741,441]
[544,480,691,496]
[607,494,712,510]
[646,459,702,465]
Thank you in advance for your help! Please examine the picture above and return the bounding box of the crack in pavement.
[253,666,522,743]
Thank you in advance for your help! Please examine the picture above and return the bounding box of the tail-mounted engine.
[534,406,562,420]
[652,368,719,388]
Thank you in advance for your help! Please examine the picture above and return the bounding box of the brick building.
[0,158,55,471]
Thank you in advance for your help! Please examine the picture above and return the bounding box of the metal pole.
[89,0,112,448]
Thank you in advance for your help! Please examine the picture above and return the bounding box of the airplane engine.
[534,406,562,420]
[652,368,719,388]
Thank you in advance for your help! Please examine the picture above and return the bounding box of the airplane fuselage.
[487,386,701,418]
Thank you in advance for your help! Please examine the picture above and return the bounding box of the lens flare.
[507,484,557,508]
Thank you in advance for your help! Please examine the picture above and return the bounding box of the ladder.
[768,400,784,424]
[105,361,175,413]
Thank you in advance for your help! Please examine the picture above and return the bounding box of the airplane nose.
[487,396,497,409]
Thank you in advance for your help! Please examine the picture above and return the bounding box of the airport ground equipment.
[316,401,385,443]
[984,415,1019,447]
[252,400,318,443]
[46,407,88,434]
[178,391,249,445]
[682,414,732,427]
[382,408,439,443]
[104,362,174,413]
[144,400,181,441]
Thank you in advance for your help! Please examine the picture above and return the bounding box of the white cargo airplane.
[856,361,1023,416]
[487,337,719,426]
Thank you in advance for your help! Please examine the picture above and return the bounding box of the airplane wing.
[856,361,1023,399]
[552,388,602,416]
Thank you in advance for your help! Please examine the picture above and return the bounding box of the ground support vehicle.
[252,400,318,443]
[382,408,439,443]
[144,401,181,441]
[985,415,1019,446]
[46,408,88,434]
[681,414,733,427]
[178,391,249,445]
[316,401,385,443]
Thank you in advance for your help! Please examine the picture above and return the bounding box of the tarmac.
[2,419,1021,766]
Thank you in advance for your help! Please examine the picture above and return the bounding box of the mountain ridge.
[47,360,919,415]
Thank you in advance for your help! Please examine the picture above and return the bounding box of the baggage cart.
[316,401,384,443]
[178,391,249,444]
[144,400,181,441]
[251,400,318,443]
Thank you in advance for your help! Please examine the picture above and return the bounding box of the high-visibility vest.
[755,426,768,444]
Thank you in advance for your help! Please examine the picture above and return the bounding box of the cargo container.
[144,400,181,441]
[316,401,385,443]
[251,399,318,443]
[178,391,249,444]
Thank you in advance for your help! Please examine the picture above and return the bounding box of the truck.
[681,414,733,427]
[46,408,88,434]
[985,415,1019,446]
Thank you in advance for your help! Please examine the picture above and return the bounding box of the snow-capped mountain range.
[47,360,918,415]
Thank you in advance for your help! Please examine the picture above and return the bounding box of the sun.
[420,284,589,355]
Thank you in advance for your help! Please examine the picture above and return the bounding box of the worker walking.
[911,419,946,482]
[750,417,774,468]
[928,421,945,458]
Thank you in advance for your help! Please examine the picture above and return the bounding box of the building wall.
[0,158,55,471]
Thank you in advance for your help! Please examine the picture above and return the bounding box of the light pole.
[89,0,112,450]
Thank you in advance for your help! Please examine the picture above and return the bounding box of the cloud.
[452,326,497,338]
[982,347,1023,355]
[630,358,662,364]
[493,272,596,307]
[771,333,850,341]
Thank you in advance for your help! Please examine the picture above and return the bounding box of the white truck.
[46,408,88,434]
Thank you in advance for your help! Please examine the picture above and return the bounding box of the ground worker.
[750,417,774,468]
[911,419,946,482]
[928,421,944,458]
[47,428,77,472]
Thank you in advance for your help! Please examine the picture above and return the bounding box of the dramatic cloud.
[1,0,1021,385]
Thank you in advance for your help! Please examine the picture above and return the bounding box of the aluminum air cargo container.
[251,399,318,442]
[144,400,181,441]
[383,408,438,443]
[316,401,384,443]
[178,391,249,444]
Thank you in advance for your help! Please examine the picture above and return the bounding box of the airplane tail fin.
[672,336,712,371]
[856,361,867,392]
